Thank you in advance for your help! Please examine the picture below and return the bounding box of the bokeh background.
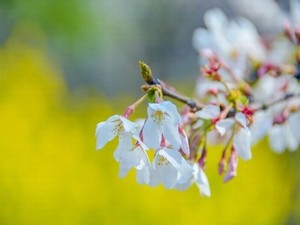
[0,0,299,224]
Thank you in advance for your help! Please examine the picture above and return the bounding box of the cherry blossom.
[175,162,211,197]
[215,112,252,160]
[96,115,139,161]
[149,147,193,189]
[142,101,182,150]
[95,3,300,197]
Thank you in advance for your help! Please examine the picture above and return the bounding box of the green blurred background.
[0,0,299,224]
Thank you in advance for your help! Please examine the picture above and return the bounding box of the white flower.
[251,75,277,104]
[149,148,193,189]
[175,162,211,197]
[118,142,150,180]
[250,110,273,144]
[269,111,300,153]
[252,75,299,105]
[95,115,138,161]
[215,112,252,160]
[193,8,266,78]
[142,101,182,150]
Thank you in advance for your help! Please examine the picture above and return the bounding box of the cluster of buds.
[96,4,300,196]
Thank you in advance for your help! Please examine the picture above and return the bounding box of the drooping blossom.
[149,147,193,189]
[142,101,183,151]
[175,162,211,197]
[96,115,139,161]
[215,112,252,160]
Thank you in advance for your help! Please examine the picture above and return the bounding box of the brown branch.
[157,79,204,111]
[253,93,300,111]
[139,61,204,111]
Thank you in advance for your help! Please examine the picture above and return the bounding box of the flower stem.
[123,94,147,118]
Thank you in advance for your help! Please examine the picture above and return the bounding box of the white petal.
[215,118,235,136]
[161,118,181,150]
[195,165,211,197]
[120,116,139,133]
[175,180,193,191]
[283,123,298,152]
[179,128,190,156]
[288,112,300,141]
[142,118,161,150]
[233,127,252,160]
[195,105,220,120]
[235,112,247,127]
[113,134,132,161]
[150,153,178,189]
[137,163,151,184]
[192,28,216,52]
[250,111,273,144]
[158,148,182,168]
[118,145,147,178]
[158,164,178,189]
[252,75,276,103]
[204,8,228,32]
[162,101,181,125]
[291,0,300,24]
[95,121,116,149]
[159,148,193,178]
[269,125,286,153]
[175,174,193,191]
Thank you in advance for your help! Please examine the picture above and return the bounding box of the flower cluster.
[192,6,300,154]
[96,2,300,196]
[96,99,210,196]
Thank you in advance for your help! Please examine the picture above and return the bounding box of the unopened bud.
[208,87,219,96]
[189,134,201,160]
[295,25,300,44]
[284,21,293,41]
[223,147,238,182]
[273,112,288,124]
[139,61,155,84]
[198,148,207,169]
[123,106,134,118]
[218,156,226,175]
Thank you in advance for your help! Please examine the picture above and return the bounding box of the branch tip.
[139,61,154,84]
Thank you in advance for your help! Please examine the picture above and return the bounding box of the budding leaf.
[139,61,154,84]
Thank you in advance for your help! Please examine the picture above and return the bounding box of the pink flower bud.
[198,148,207,169]
[123,106,134,118]
[218,153,226,175]
[189,134,201,160]
[208,87,219,96]
[295,25,300,44]
[284,21,293,41]
[223,147,238,182]
[273,112,287,125]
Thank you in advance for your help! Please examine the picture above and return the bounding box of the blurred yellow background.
[0,23,299,225]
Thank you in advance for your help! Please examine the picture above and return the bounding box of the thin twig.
[157,79,204,111]
[253,93,300,111]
